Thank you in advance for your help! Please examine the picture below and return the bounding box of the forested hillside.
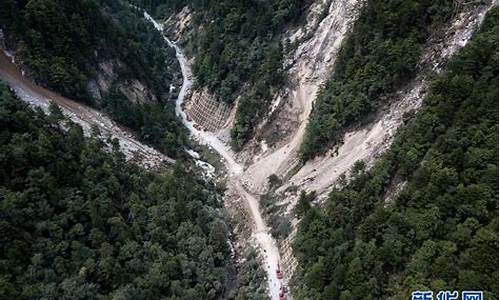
[0,0,187,157]
[194,0,308,149]
[292,9,498,299]
[0,1,497,299]
[0,83,234,299]
[134,0,311,148]
[300,0,455,160]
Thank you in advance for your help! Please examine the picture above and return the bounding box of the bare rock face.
[278,1,495,200]
[87,79,102,100]
[0,51,175,170]
[163,6,193,43]
[118,79,157,104]
[241,0,364,187]
[88,60,158,104]
[89,61,114,101]
[249,0,363,153]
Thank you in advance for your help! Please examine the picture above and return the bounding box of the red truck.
[276,263,284,279]
[279,284,288,300]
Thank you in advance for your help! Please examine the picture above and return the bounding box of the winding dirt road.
[146,2,495,298]
[144,12,284,300]
[0,51,174,169]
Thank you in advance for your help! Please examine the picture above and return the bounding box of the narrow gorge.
[0,0,497,299]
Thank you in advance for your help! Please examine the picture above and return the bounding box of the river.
[144,12,284,300]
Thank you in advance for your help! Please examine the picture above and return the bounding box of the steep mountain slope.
[292,10,498,298]
[138,0,314,148]
[0,83,233,299]
[0,51,172,169]
[0,0,497,299]
[241,1,492,195]
[1,0,178,104]
[277,2,494,200]
[299,0,456,160]
[157,1,497,299]
[0,0,186,157]
[242,0,364,191]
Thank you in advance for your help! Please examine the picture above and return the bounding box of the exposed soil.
[169,0,495,294]
[0,51,174,169]
[241,0,364,194]
[145,12,286,299]
[275,2,494,207]
[2,2,490,299]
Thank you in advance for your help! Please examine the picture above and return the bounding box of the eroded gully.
[144,12,284,300]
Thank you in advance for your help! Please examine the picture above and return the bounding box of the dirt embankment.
[0,51,174,169]
[234,0,494,289]
[164,0,365,296]
[242,0,364,193]
[150,1,493,297]
[274,2,495,205]
[144,12,287,299]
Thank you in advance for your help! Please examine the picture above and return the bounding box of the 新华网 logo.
[411,291,483,300]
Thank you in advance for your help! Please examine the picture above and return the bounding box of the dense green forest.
[0,82,237,299]
[292,8,498,299]
[130,0,187,17]
[0,0,177,101]
[134,0,310,148]
[300,0,456,160]
[232,249,269,300]
[194,0,309,149]
[0,0,187,157]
